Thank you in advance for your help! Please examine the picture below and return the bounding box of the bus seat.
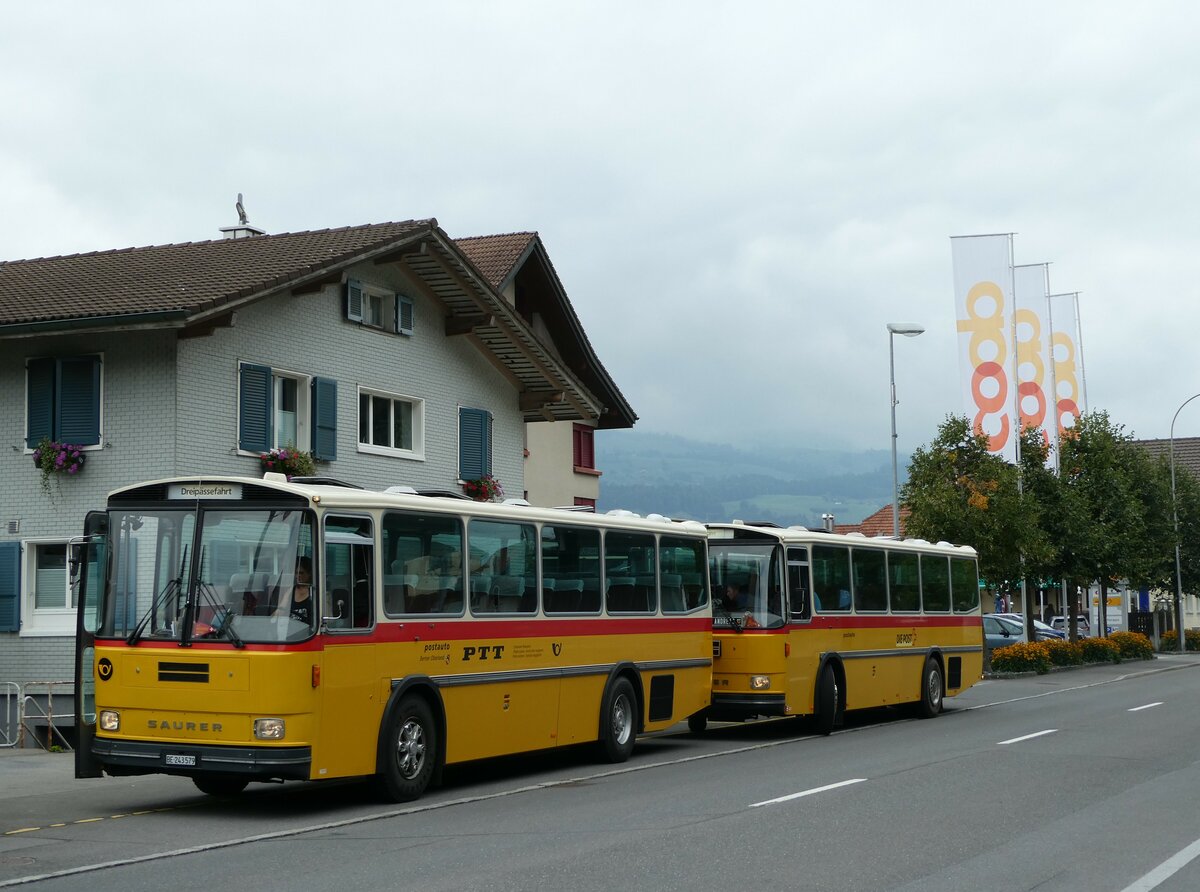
[660,573,684,612]
[547,578,583,613]
[579,578,602,612]
[606,577,636,612]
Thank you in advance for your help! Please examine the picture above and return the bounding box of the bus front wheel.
[917,657,944,718]
[687,710,708,734]
[599,677,637,762]
[381,695,437,801]
[815,663,840,736]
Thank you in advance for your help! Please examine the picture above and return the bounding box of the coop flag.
[1013,263,1052,449]
[1048,292,1085,435]
[951,234,1017,461]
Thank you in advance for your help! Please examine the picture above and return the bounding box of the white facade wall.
[524,420,599,508]
[0,262,525,686]
[0,330,177,683]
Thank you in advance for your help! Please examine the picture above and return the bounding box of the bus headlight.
[254,718,286,740]
[750,675,771,690]
[99,710,120,731]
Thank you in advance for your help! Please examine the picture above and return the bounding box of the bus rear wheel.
[815,663,840,736]
[917,657,943,718]
[193,775,248,797]
[599,677,637,762]
[381,695,437,802]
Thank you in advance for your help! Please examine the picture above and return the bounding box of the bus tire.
[917,657,943,718]
[815,663,840,736]
[381,694,437,802]
[599,677,637,762]
[193,775,248,797]
[687,710,708,734]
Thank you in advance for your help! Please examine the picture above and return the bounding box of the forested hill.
[594,430,896,527]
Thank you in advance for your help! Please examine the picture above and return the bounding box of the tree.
[901,416,1047,594]
[1056,411,1172,633]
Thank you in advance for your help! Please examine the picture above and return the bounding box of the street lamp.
[1170,393,1200,654]
[888,322,925,538]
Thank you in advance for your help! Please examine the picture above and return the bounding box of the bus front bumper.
[709,692,788,721]
[92,738,312,781]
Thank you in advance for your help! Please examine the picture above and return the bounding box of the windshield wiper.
[194,580,245,648]
[713,599,744,633]
[127,546,188,645]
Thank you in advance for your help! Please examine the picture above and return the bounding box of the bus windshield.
[105,507,315,645]
[709,543,784,629]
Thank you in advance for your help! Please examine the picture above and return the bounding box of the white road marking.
[1128,702,1163,712]
[1119,836,1200,892]
[997,729,1057,745]
[750,778,867,808]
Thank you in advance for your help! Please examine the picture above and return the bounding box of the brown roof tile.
[835,504,907,537]
[1133,436,1200,482]
[0,221,431,327]
[455,232,536,290]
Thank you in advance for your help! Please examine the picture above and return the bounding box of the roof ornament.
[236,193,249,225]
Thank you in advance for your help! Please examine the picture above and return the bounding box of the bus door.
[315,515,377,778]
[785,546,814,712]
[73,511,107,779]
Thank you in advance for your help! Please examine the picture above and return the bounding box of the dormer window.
[345,279,414,336]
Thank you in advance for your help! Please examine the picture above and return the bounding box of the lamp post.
[888,322,925,538]
[1170,393,1200,653]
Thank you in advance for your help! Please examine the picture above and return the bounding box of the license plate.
[165,753,197,767]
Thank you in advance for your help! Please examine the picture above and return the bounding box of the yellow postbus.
[73,475,712,800]
[694,521,983,734]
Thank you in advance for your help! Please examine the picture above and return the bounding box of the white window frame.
[272,369,312,451]
[357,386,425,461]
[20,538,76,637]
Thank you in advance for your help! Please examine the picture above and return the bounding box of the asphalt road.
[3,655,1200,891]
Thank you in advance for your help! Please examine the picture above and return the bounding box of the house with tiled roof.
[0,214,633,691]
[834,505,908,538]
[455,232,636,509]
[1132,436,1200,482]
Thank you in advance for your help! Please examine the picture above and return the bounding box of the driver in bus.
[724,583,751,611]
[274,556,314,625]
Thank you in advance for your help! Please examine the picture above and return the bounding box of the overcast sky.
[4,2,1198,454]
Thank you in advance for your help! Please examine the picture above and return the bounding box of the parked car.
[983,614,1028,652]
[1050,615,1091,637]
[993,613,1066,640]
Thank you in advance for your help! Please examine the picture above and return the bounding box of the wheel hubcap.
[928,672,942,708]
[396,718,426,779]
[612,694,633,745]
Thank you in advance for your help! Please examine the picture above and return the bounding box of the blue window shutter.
[239,363,273,453]
[26,358,55,447]
[0,542,20,632]
[57,356,101,446]
[459,407,486,480]
[345,279,363,323]
[396,296,414,335]
[483,411,493,476]
[312,377,338,461]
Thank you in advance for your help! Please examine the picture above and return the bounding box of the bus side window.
[787,548,810,620]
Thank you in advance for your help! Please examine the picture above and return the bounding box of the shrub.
[1108,631,1154,661]
[1044,638,1084,667]
[991,641,1050,674]
[1158,629,1200,652]
[1079,636,1121,664]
